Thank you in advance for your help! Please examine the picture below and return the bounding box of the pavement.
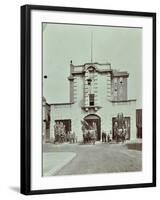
[125,139,142,150]
[43,152,76,176]
[43,142,142,176]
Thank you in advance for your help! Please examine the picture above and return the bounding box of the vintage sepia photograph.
[21,5,156,194]
[42,23,143,177]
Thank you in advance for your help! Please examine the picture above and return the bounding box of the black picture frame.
[21,4,156,195]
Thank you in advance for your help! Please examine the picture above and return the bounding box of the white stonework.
[49,61,137,142]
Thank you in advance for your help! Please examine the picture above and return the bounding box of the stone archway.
[84,114,101,141]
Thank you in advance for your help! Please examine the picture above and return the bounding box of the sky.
[43,23,142,108]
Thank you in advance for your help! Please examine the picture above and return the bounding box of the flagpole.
[91,31,93,63]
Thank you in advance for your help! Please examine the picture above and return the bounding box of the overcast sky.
[43,23,142,108]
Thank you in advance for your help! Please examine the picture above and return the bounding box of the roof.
[112,71,129,77]
[50,102,74,106]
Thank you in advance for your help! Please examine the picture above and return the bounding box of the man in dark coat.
[102,131,107,143]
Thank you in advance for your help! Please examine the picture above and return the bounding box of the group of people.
[54,121,77,143]
[102,131,112,143]
[54,122,66,143]
[81,120,98,144]
[114,127,128,143]
[53,120,128,144]
[113,114,129,143]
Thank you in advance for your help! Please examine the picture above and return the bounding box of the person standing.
[107,133,111,143]
[102,130,106,143]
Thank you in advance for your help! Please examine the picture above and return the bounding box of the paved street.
[43,142,142,176]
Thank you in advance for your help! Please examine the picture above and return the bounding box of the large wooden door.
[84,114,101,141]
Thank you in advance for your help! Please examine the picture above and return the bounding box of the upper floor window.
[112,77,127,101]
[89,94,95,106]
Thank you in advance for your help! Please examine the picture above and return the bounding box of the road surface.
[43,142,142,176]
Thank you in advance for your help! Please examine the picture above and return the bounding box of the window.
[89,94,95,106]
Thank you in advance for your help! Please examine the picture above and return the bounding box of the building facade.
[43,96,51,143]
[48,61,138,142]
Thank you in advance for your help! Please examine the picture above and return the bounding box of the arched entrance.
[84,114,101,141]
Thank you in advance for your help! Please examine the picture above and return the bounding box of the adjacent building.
[42,96,51,143]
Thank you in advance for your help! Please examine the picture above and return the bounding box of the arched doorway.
[84,114,101,141]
